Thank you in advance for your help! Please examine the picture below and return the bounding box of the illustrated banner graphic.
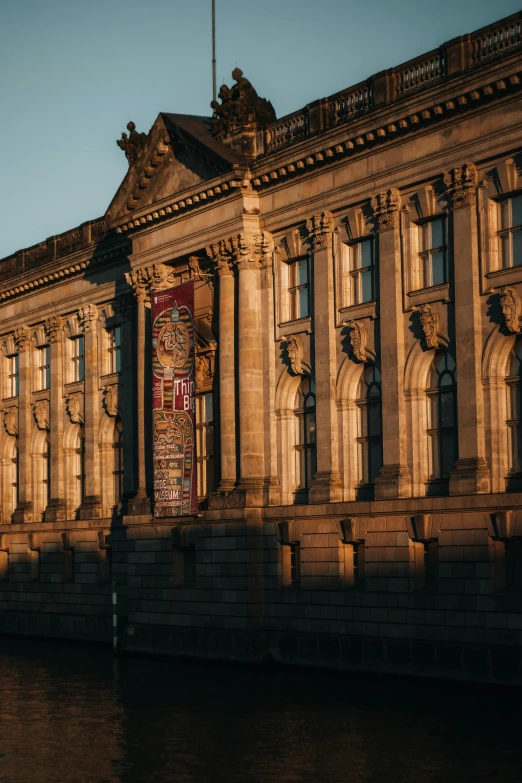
[151,282,196,517]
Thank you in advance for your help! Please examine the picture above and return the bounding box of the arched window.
[11,441,19,518]
[294,377,316,501]
[112,418,124,509]
[42,435,50,518]
[426,351,458,490]
[356,365,382,497]
[507,337,522,476]
[74,427,85,511]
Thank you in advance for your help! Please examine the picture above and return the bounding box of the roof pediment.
[106,113,247,224]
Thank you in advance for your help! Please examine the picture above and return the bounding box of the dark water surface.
[0,638,521,783]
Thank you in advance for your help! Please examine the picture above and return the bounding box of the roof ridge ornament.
[210,68,276,139]
[117,121,148,166]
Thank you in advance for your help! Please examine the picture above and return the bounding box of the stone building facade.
[1,12,522,681]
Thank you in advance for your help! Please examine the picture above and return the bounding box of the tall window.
[507,337,522,475]
[426,352,458,488]
[7,354,18,397]
[74,427,85,510]
[71,336,84,382]
[42,436,51,518]
[196,392,215,499]
[294,377,316,500]
[288,257,310,320]
[108,326,121,374]
[356,365,382,493]
[11,441,19,517]
[38,345,50,390]
[499,194,522,268]
[344,237,375,305]
[112,418,124,509]
[418,217,447,288]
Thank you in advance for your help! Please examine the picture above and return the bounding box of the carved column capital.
[77,304,99,333]
[125,264,170,304]
[306,211,334,250]
[500,286,521,334]
[44,316,63,343]
[370,188,401,231]
[418,304,439,349]
[229,233,257,269]
[13,326,31,353]
[347,320,368,362]
[206,240,234,277]
[443,162,478,209]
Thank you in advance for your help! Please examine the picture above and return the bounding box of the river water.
[0,637,520,783]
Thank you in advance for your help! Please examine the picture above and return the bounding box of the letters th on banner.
[151,282,197,517]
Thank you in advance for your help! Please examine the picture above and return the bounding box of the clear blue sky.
[0,0,519,259]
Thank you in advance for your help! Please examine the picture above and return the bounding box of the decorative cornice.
[371,188,401,231]
[347,320,368,362]
[13,326,31,353]
[500,286,521,334]
[44,316,63,344]
[306,211,334,251]
[418,303,439,349]
[443,162,478,208]
[77,304,98,333]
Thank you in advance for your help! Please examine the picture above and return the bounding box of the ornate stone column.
[372,189,412,499]
[446,163,490,494]
[206,241,237,492]
[44,316,67,521]
[125,264,167,515]
[12,326,33,523]
[307,212,342,503]
[77,304,102,519]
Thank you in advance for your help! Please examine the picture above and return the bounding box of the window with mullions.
[7,354,18,397]
[499,194,522,269]
[38,345,50,391]
[42,436,50,518]
[288,257,310,320]
[426,352,458,489]
[71,336,84,382]
[108,326,121,374]
[74,427,86,511]
[294,377,316,500]
[345,238,374,305]
[112,418,124,510]
[356,365,382,493]
[418,217,447,288]
[507,338,522,476]
[196,392,215,500]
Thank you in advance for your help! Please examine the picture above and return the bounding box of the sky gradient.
[0,0,520,259]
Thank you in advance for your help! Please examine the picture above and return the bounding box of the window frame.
[294,376,316,501]
[342,236,375,307]
[196,392,215,502]
[416,216,447,290]
[426,351,458,492]
[287,255,310,322]
[37,344,50,391]
[356,365,383,496]
[107,325,122,375]
[498,193,522,270]
[70,335,85,383]
[7,354,19,398]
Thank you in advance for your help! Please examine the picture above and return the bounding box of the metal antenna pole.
[212,0,217,107]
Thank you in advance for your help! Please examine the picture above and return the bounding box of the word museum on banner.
[151,282,197,517]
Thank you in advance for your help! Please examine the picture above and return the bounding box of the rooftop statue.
[211,68,276,138]
[117,121,147,165]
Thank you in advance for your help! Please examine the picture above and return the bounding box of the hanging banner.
[151,282,197,517]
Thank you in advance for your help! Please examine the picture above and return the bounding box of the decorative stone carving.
[347,320,368,362]
[195,355,211,391]
[44,316,63,343]
[210,68,276,138]
[500,286,521,334]
[13,326,31,353]
[125,264,170,303]
[283,334,304,375]
[206,240,234,277]
[306,211,334,251]
[33,401,49,431]
[443,162,478,209]
[188,256,201,280]
[370,188,401,231]
[78,304,98,333]
[419,304,439,349]
[207,232,274,271]
[116,121,147,165]
[3,409,18,436]
[103,386,118,417]
[66,394,84,424]
[254,231,274,268]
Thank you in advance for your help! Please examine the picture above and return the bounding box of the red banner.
[151,282,197,517]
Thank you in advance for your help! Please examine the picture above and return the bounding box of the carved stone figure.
[188,256,201,280]
[283,334,304,375]
[33,401,50,431]
[3,409,18,436]
[66,394,84,424]
[103,386,118,417]
[500,286,521,333]
[306,212,334,251]
[195,355,211,390]
[210,68,276,138]
[117,121,147,165]
[443,162,478,209]
[419,304,439,349]
[347,320,368,362]
[370,188,401,231]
